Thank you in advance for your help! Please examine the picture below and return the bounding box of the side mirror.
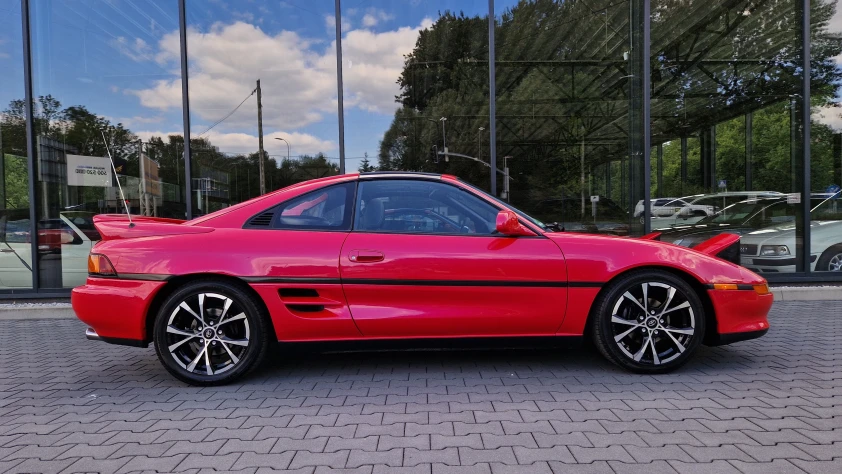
[495,210,534,236]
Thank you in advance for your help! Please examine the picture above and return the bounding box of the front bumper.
[706,288,773,345]
[72,277,166,347]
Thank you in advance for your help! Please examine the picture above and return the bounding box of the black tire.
[153,279,270,385]
[591,270,705,373]
[816,244,842,272]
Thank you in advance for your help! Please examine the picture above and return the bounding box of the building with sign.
[0,0,841,297]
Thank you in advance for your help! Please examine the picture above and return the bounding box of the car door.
[340,177,568,338]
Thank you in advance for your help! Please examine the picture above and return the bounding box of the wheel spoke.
[623,291,647,313]
[167,325,197,337]
[650,336,661,364]
[217,297,234,325]
[179,301,204,325]
[664,329,687,353]
[641,283,649,312]
[198,294,206,322]
[220,341,240,364]
[657,287,677,317]
[633,335,651,362]
[659,301,690,316]
[204,343,213,375]
[217,313,246,326]
[614,324,641,342]
[220,337,249,347]
[664,326,694,336]
[611,315,639,326]
[168,335,196,352]
[186,343,207,372]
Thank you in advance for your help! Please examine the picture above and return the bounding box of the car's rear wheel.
[592,270,705,373]
[816,244,842,272]
[153,279,270,385]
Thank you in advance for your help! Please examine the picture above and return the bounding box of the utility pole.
[256,79,265,195]
[440,117,448,155]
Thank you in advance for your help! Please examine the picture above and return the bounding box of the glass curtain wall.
[185,0,341,216]
[810,0,842,274]
[29,0,185,288]
[0,0,33,290]
[495,0,641,237]
[650,0,807,275]
[341,1,491,191]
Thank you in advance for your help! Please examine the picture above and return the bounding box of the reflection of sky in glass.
[0,0,525,171]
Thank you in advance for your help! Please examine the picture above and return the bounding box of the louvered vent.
[249,210,274,227]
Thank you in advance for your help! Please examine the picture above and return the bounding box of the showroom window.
[650,0,807,274]
[29,0,185,289]
[185,0,342,216]
[0,0,32,290]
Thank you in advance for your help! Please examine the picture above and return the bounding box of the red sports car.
[73,172,772,385]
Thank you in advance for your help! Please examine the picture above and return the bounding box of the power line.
[196,89,256,138]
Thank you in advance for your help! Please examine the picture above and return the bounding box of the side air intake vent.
[248,210,275,227]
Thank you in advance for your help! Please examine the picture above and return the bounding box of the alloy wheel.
[827,253,842,271]
[165,292,250,376]
[610,282,696,365]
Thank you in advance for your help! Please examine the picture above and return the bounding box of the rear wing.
[692,233,741,265]
[93,214,213,241]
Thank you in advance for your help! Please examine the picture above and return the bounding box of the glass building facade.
[0,0,840,296]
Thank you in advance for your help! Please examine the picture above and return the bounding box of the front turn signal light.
[88,254,117,277]
[753,284,770,295]
[713,283,738,291]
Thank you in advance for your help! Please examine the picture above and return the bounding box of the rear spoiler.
[94,214,213,241]
[693,233,741,265]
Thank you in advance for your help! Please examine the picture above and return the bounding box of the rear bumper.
[72,277,166,347]
[706,289,772,345]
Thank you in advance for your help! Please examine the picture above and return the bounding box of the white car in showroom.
[0,211,96,288]
[740,193,842,273]
[651,191,784,229]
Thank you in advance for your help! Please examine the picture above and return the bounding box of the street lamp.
[477,127,485,162]
[439,117,447,154]
[274,137,290,162]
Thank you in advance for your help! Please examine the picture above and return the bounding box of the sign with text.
[140,153,161,197]
[66,155,112,187]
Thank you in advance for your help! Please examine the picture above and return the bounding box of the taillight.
[88,254,117,277]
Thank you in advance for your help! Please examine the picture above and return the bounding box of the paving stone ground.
[0,301,840,474]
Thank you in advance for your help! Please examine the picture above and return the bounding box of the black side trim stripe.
[116,275,604,288]
[242,277,342,284]
[705,283,756,291]
[94,273,172,281]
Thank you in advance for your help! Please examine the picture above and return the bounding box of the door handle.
[349,250,384,263]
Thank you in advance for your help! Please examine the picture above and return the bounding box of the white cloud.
[110,37,154,62]
[134,129,335,156]
[361,9,395,28]
[813,105,842,131]
[340,18,432,114]
[324,14,352,33]
[123,18,429,140]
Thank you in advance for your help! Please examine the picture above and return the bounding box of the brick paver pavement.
[0,301,840,474]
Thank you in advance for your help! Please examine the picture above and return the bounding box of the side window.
[249,182,354,231]
[354,180,499,235]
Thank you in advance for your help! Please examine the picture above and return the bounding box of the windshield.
[697,199,778,224]
[811,192,842,220]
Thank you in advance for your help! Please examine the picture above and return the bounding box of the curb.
[770,286,842,302]
[0,304,74,320]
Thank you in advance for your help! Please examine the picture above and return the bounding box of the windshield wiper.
[545,222,565,232]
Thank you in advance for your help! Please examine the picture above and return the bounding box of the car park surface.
[0,300,839,474]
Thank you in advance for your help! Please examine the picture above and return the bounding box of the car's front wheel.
[816,244,842,272]
[592,270,705,373]
[153,279,270,385]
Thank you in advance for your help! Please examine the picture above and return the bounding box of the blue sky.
[1,0,512,173]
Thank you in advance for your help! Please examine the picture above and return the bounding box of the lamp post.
[440,117,448,154]
[274,137,290,163]
[478,127,485,162]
